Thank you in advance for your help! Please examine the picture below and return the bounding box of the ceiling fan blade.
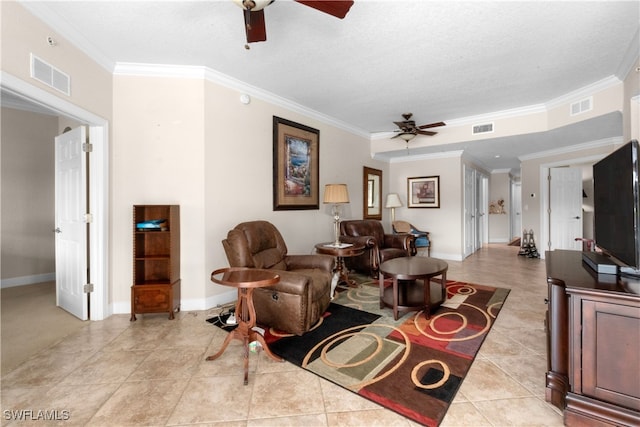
[390,133,402,139]
[416,130,437,136]
[417,121,446,130]
[244,9,267,43]
[294,1,354,19]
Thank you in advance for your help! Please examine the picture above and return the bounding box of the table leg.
[424,277,432,320]
[392,277,399,320]
[249,329,283,362]
[205,329,236,361]
[441,271,447,301]
[335,256,357,287]
[379,272,385,309]
[205,287,283,385]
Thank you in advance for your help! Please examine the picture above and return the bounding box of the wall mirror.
[363,166,382,220]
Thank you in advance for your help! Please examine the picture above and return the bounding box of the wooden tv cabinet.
[545,250,640,426]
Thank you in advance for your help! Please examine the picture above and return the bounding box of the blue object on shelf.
[136,219,167,230]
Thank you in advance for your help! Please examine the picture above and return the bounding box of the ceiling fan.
[390,113,446,142]
[233,0,354,48]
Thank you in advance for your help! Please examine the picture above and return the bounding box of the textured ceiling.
[11,1,640,170]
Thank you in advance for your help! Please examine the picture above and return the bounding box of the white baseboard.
[430,252,464,261]
[1,273,55,288]
[111,289,238,315]
[489,238,510,243]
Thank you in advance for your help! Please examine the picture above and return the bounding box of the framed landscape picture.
[273,116,320,210]
[408,176,440,208]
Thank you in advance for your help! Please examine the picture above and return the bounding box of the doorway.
[1,73,109,320]
[464,165,488,258]
[510,179,521,240]
[540,151,612,257]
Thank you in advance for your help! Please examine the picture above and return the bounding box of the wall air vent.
[570,97,592,116]
[30,54,70,96]
[472,122,494,135]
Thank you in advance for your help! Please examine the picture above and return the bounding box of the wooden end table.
[379,257,448,320]
[206,267,283,385]
[315,242,365,292]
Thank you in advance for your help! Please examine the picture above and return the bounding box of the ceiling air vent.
[472,122,494,135]
[570,97,592,116]
[30,54,70,96]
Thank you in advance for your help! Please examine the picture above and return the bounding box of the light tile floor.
[1,244,564,426]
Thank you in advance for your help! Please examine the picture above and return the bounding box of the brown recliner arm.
[339,234,377,248]
[338,235,379,276]
[261,269,311,294]
[286,254,334,272]
[383,233,414,254]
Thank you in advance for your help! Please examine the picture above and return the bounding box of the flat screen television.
[593,139,640,276]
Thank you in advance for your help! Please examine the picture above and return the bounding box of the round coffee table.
[206,267,283,385]
[379,257,448,320]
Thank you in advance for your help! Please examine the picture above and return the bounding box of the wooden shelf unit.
[130,205,180,320]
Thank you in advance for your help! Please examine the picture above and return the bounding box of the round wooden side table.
[206,267,283,385]
[379,257,449,321]
[315,242,365,291]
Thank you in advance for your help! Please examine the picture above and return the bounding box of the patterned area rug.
[210,275,509,426]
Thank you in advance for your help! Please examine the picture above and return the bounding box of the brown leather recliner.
[221,221,334,336]
[339,219,414,277]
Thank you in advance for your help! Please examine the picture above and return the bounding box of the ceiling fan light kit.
[398,132,416,142]
[233,0,273,11]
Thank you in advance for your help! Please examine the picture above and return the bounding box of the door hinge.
[82,142,93,152]
[84,283,94,293]
[84,213,93,223]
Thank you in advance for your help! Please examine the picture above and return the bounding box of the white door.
[511,181,522,240]
[55,126,88,320]
[464,166,476,257]
[475,172,487,250]
[549,167,583,251]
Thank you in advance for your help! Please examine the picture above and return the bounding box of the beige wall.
[111,75,206,308]
[387,154,464,259]
[1,108,58,281]
[1,2,113,118]
[623,58,640,142]
[110,75,379,311]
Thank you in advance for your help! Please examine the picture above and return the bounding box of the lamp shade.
[323,184,349,204]
[385,193,402,208]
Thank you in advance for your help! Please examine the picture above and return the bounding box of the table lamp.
[385,193,402,222]
[323,184,349,246]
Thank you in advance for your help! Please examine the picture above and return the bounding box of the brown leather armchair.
[221,220,334,336]
[339,219,414,277]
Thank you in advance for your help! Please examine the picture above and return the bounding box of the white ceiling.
[9,1,640,171]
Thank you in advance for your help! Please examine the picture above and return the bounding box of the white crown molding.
[518,136,623,162]
[113,62,370,138]
[616,26,640,80]
[379,149,464,164]
[441,75,622,130]
[445,104,548,128]
[545,75,621,110]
